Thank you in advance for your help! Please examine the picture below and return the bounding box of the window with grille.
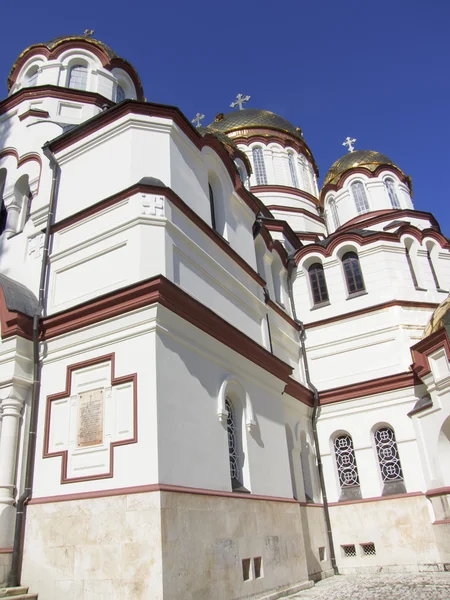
[342,251,365,295]
[385,178,400,209]
[116,84,126,103]
[68,64,88,90]
[374,427,404,482]
[329,198,340,229]
[226,398,242,484]
[308,263,329,305]
[361,542,376,556]
[334,434,360,488]
[252,147,267,185]
[341,544,357,558]
[351,181,370,214]
[288,152,299,188]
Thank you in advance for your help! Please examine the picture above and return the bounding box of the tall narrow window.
[208,183,217,231]
[334,434,361,500]
[329,198,340,229]
[116,85,126,103]
[374,426,405,494]
[226,398,242,486]
[27,67,39,87]
[427,249,441,290]
[351,181,370,214]
[342,251,365,295]
[405,246,419,288]
[68,64,88,90]
[288,152,299,188]
[252,147,267,185]
[308,263,329,305]
[385,178,400,209]
[298,155,312,194]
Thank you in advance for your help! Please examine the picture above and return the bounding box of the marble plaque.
[77,389,104,448]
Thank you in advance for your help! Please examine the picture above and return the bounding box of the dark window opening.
[308,263,329,305]
[342,251,365,295]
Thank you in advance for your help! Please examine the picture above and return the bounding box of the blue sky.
[2,1,449,233]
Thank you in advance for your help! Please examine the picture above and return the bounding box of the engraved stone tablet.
[77,389,104,448]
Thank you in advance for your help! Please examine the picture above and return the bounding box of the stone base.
[0,553,12,586]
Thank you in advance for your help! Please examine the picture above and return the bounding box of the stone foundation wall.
[0,552,12,586]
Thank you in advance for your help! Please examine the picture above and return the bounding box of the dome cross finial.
[343,136,357,153]
[84,29,95,38]
[230,93,251,110]
[192,113,205,128]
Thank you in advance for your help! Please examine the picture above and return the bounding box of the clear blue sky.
[2,1,449,234]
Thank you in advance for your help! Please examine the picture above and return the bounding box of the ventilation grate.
[342,544,357,557]
[361,542,376,556]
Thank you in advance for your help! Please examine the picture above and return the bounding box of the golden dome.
[422,294,450,339]
[323,150,404,187]
[208,109,304,140]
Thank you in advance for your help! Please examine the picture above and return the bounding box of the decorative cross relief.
[27,233,45,260]
[141,194,165,217]
[230,93,251,110]
[43,354,137,484]
[342,136,357,153]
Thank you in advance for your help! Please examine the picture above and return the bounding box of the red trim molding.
[43,353,137,484]
[337,209,440,234]
[252,185,319,206]
[328,491,423,507]
[28,482,298,505]
[305,299,439,330]
[267,299,300,331]
[51,182,265,288]
[0,548,13,554]
[18,108,49,121]
[411,329,450,379]
[284,377,314,406]
[425,486,450,498]
[320,371,421,404]
[0,286,33,341]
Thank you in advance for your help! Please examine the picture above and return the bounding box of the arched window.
[208,183,217,231]
[226,398,243,487]
[334,434,361,500]
[68,64,88,90]
[298,155,312,194]
[351,181,370,214]
[308,263,329,305]
[374,426,405,494]
[288,152,299,188]
[426,245,441,290]
[405,241,419,289]
[26,67,39,87]
[116,85,126,103]
[385,178,400,209]
[252,147,267,185]
[342,251,365,295]
[328,197,340,229]
[0,169,7,236]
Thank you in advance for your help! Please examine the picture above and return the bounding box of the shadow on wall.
[0,114,13,263]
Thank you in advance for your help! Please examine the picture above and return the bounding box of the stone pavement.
[285,572,450,600]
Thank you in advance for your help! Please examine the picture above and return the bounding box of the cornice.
[411,328,450,380]
[251,185,319,206]
[337,209,440,233]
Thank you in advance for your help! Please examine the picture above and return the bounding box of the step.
[0,588,37,599]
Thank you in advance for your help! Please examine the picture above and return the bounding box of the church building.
[0,34,448,599]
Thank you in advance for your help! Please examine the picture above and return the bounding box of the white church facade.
[0,34,448,599]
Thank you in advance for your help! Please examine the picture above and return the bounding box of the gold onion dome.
[323,150,404,187]
[208,109,304,140]
[422,294,450,339]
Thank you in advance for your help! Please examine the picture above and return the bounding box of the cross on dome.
[343,136,357,153]
[192,113,205,127]
[84,29,95,38]
[230,93,251,110]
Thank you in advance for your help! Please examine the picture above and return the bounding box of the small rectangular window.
[341,544,357,558]
[242,558,251,581]
[361,542,376,556]
[254,557,263,578]
[318,546,326,561]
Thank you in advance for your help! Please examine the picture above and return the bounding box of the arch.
[25,65,39,88]
[384,177,401,209]
[403,236,421,289]
[0,169,7,236]
[342,251,365,295]
[350,180,370,214]
[67,62,88,90]
[308,262,329,305]
[327,195,340,230]
[438,416,450,485]
[332,431,361,500]
[208,171,227,238]
[111,68,137,101]
[252,146,267,185]
[373,424,406,495]
[4,174,32,237]
[425,240,442,290]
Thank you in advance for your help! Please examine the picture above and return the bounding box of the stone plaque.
[77,389,104,448]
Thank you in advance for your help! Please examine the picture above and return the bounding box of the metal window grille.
[351,181,370,214]
[329,199,340,229]
[374,427,404,482]
[427,250,441,290]
[385,178,401,209]
[308,263,329,305]
[341,544,357,558]
[116,85,126,103]
[288,153,299,188]
[298,156,312,194]
[361,543,376,556]
[252,147,267,185]
[334,434,360,488]
[68,65,88,90]
[342,252,365,294]
[226,398,242,483]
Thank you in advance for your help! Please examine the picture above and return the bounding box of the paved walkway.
[286,572,450,600]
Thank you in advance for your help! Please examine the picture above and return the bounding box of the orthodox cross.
[192,113,205,127]
[230,93,251,110]
[342,136,357,153]
[84,29,95,37]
